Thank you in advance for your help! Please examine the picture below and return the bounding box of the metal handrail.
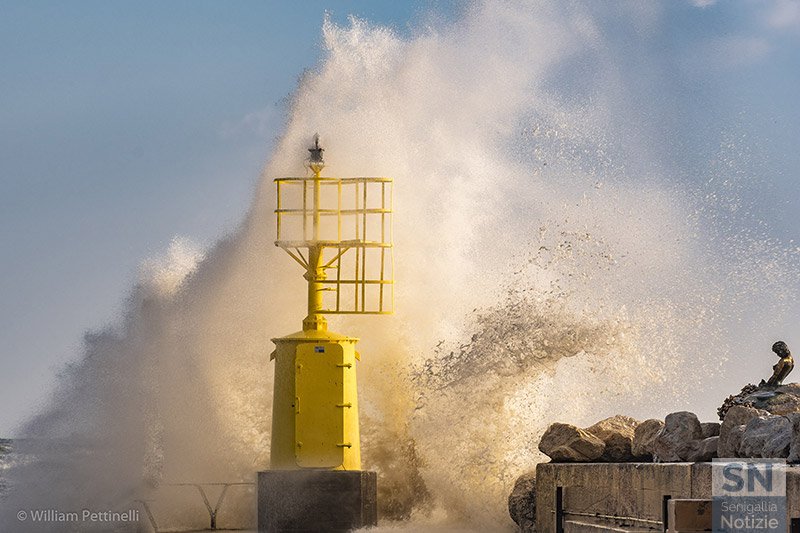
[275,176,392,183]
[553,485,664,532]
[136,482,255,533]
[560,509,663,527]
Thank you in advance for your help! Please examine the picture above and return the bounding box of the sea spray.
[2,2,799,531]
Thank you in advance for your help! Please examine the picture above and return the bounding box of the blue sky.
[0,1,448,435]
[1,0,798,436]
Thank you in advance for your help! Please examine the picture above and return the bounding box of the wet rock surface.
[788,413,800,463]
[653,411,704,462]
[508,471,536,532]
[701,422,720,439]
[631,419,664,459]
[683,436,719,462]
[535,400,800,464]
[516,382,800,529]
[718,405,770,458]
[538,423,605,462]
[586,415,641,462]
[537,412,724,464]
[739,415,792,458]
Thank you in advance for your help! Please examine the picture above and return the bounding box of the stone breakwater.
[508,383,800,531]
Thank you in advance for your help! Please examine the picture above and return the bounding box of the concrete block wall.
[533,463,779,533]
[536,463,780,533]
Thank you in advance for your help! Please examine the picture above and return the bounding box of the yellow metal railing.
[275,175,393,315]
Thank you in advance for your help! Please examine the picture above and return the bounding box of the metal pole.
[303,165,327,331]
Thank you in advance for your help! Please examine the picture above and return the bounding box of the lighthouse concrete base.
[257,470,377,532]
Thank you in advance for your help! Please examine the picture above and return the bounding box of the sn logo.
[721,462,774,493]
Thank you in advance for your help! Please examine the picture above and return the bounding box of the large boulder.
[701,422,721,439]
[720,425,747,459]
[684,436,719,462]
[718,405,770,457]
[586,415,641,462]
[508,471,536,532]
[739,415,792,458]
[632,419,664,459]
[653,412,704,462]
[539,423,605,462]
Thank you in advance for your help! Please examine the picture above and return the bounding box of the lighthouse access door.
[294,343,345,468]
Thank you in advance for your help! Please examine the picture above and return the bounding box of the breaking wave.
[2,2,798,531]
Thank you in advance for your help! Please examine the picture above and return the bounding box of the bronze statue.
[766,341,793,387]
[719,341,796,419]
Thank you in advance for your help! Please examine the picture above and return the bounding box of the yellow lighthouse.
[258,136,393,532]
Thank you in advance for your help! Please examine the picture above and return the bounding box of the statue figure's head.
[772,341,790,357]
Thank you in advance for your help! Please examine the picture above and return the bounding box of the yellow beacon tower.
[258,136,392,533]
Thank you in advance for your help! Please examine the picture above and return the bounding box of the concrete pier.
[535,462,800,532]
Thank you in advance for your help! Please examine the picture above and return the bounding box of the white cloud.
[764,0,800,31]
[690,0,717,8]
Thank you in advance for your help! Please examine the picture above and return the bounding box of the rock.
[718,383,759,420]
[787,414,800,463]
[586,415,641,462]
[632,419,664,459]
[653,411,703,462]
[539,423,605,462]
[719,383,800,420]
[684,436,719,462]
[739,415,792,458]
[701,422,721,439]
[722,405,770,427]
[718,405,770,458]
[508,471,536,532]
[763,427,793,459]
[750,383,800,415]
[721,425,747,459]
